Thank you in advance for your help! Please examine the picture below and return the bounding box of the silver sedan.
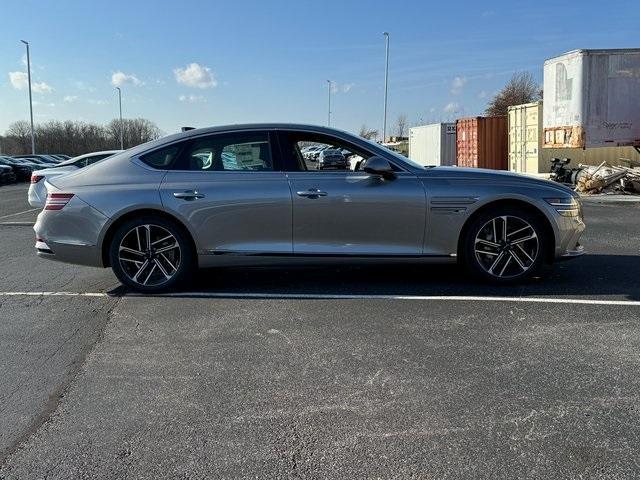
[34,124,585,292]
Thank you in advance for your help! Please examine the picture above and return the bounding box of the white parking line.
[0,208,38,220]
[0,221,35,226]
[0,291,639,306]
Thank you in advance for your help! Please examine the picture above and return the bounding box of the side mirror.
[363,156,396,179]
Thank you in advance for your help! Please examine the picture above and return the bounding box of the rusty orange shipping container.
[456,116,508,170]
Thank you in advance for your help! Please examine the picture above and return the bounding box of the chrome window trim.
[131,126,414,174]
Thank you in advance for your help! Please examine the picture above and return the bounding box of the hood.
[423,166,576,196]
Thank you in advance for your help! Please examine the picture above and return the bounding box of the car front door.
[159,130,292,255]
[278,130,427,255]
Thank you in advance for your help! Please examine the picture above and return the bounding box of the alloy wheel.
[474,215,539,279]
[118,224,181,287]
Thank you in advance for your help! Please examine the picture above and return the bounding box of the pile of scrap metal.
[549,158,640,195]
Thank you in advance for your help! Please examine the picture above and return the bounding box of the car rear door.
[278,130,427,255]
[159,130,293,255]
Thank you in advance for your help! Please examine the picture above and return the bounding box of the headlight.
[545,197,581,217]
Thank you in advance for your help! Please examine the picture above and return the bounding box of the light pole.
[382,32,390,143]
[115,87,123,149]
[326,80,332,127]
[20,40,35,154]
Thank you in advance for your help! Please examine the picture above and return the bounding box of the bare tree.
[1,118,162,155]
[485,72,541,117]
[6,121,32,154]
[107,118,162,149]
[359,124,379,140]
[395,114,408,137]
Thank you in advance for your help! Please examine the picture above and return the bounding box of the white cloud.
[73,80,96,92]
[478,90,488,99]
[174,63,217,88]
[111,71,143,87]
[443,102,461,113]
[450,76,467,95]
[8,71,52,93]
[33,100,56,107]
[9,71,27,89]
[64,95,78,103]
[178,94,206,103]
[32,81,52,93]
[342,82,355,93]
[329,82,338,94]
[88,99,108,105]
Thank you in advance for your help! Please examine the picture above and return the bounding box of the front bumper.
[557,243,585,261]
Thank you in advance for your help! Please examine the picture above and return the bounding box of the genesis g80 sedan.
[34,124,585,292]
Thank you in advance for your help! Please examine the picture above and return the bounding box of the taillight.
[31,174,44,183]
[45,193,74,210]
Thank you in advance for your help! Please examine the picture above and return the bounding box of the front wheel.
[463,208,547,283]
[109,216,194,293]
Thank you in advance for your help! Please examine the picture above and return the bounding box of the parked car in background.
[318,149,348,170]
[51,154,71,161]
[14,154,60,165]
[28,150,121,207]
[0,156,33,181]
[33,124,585,292]
[0,164,16,184]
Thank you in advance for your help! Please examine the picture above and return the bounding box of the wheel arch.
[457,198,556,264]
[100,208,197,267]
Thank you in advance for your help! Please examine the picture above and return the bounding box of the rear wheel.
[109,216,194,293]
[463,207,547,283]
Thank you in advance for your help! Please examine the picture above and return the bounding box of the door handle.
[173,190,205,200]
[296,189,328,198]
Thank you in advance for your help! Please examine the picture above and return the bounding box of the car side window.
[278,132,374,172]
[176,132,273,171]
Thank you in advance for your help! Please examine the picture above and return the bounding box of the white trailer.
[543,48,640,148]
[408,123,456,166]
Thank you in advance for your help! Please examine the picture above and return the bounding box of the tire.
[109,215,194,293]
[463,207,547,283]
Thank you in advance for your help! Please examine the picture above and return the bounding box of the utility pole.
[382,32,390,143]
[20,40,35,154]
[115,87,124,149]
[327,80,332,127]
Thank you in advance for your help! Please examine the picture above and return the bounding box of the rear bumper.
[28,182,46,208]
[33,195,109,268]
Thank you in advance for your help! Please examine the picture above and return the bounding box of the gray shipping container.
[408,123,456,166]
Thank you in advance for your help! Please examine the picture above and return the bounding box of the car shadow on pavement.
[110,254,640,301]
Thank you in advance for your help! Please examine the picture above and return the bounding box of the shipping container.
[408,123,456,166]
[508,101,640,174]
[543,48,640,148]
[509,102,542,173]
[456,116,508,169]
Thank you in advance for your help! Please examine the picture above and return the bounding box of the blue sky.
[1,0,638,137]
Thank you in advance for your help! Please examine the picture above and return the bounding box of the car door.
[159,130,293,254]
[278,130,427,255]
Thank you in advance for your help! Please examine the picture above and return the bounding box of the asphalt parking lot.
[1,182,640,479]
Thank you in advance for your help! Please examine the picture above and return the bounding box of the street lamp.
[115,87,123,149]
[20,40,35,154]
[326,80,332,127]
[382,32,390,143]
